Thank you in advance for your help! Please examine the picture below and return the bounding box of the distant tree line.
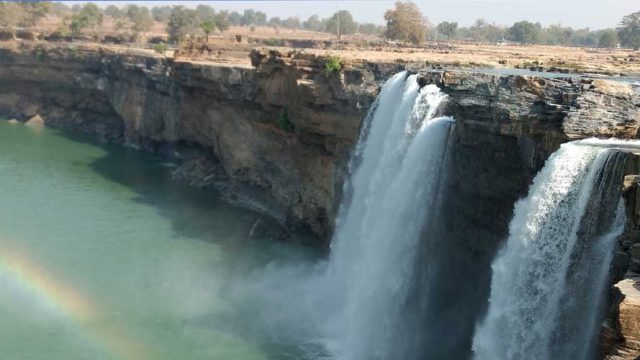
[435,12,640,49]
[0,1,639,50]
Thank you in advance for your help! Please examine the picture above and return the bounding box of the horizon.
[56,0,639,30]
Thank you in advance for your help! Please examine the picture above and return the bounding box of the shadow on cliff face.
[55,130,321,252]
[50,129,334,359]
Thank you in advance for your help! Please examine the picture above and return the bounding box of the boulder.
[25,115,44,127]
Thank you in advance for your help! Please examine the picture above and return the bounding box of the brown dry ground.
[19,14,640,76]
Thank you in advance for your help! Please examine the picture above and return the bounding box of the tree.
[126,5,153,33]
[151,6,172,22]
[437,21,458,39]
[18,2,51,27]
[384,1,427,45]
[508,21,542,44]
[242,9,256,26]
[283,17,301,30]
[618,11,640,50]
[359,23,384,36]
[166,6,197,43]
[545,24,574,45]
[228,11,242,26]
[49,3,69,17]
[268,17,282,28]
[254,11,267,26]
[303,15,322,31]
[214,11,230,32]
[599,29,619,48]
[0,2,24,35]
[195,5,215,22]
[105,5,123,19]
[326,10,357,39]
[69,3,103,35]
[570,28,599,47]
[200,18,216,42]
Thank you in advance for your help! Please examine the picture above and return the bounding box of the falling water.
[472,139,632,360]
[323,71,454,360]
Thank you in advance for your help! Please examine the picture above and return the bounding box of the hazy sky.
[62,0,638,29]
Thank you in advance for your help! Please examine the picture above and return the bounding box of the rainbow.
[0,244,152,360]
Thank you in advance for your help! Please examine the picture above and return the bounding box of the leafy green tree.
[570,28,599,47]
[126,5,153,33]
[508,21,542,44]
[268,17,282,28]
[18,2,51,27]
[166,6,198,43]
[214,11,230,32]
[0,2,24,35]
[326,10,357,39]
[437,21,458,39]
[228,11,242,26]
[254,11,267,26]
[384,1,427,45]
[70,3,103,35]
[50,2,70,17]
[151,6,172,22]
[195,5,215,22]
[200,18,216,42]
[545,24,574,45]
[303,15,322,31]
[105,5,123,19]
[359,23,384,36]
[283,17,301,30]
[618,11,640,50]
[241,9,256,26]
[599,29,619,48]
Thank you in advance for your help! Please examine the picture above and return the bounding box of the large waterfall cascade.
[472,139,635,360]
[322,71,455,360]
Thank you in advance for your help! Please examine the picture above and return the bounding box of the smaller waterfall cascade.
[324,71,454,360]
[472,139,634,360]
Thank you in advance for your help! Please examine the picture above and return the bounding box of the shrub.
[277,108,294,132]
[34,45,47,62]
[324,56,342,76]
[264,37,282,47]
[153,42,168,55]
[65,46,79,59]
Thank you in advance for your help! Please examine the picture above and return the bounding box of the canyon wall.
[0,42,399,239]
[420,71,640,359]
[1,41,639,359]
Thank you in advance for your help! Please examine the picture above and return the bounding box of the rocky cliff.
[1,41,640,359]
[0,42,392,239]
[416,70,640,359]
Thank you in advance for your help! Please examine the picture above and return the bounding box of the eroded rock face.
[0,44,380,239]
[416,71,640,358]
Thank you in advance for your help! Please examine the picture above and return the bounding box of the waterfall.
[472,139,632,360]
[324,71,454,360]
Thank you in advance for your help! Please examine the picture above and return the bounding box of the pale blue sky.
[60,0,639,29]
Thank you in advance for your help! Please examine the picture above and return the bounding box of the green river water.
[0,120,326,360]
